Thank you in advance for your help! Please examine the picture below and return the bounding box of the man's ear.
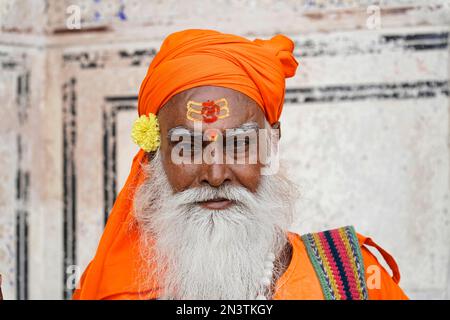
[271,121,281,139]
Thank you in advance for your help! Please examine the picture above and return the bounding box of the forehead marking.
[186,98,230,123]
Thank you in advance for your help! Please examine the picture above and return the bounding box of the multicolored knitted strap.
[301,225,369,300]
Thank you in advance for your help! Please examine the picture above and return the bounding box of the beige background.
[0,0,449,299]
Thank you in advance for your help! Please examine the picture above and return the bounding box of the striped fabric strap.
[301,225,369,300]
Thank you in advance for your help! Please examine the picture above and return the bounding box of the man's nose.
[200,164,232,188]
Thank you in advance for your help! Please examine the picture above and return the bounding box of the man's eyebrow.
[226,122,260,136]
[167,122,259,140]
[167,126,194,140]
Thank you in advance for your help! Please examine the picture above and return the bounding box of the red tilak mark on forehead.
[201,100,220,123]
[206,130,219,141]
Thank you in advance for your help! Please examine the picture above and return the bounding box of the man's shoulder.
[287,225,407,299]
[290,225,363,249]
[293,225,366,263]
[290,225,395,257]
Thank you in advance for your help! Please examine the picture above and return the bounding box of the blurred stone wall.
[0,0,449,300]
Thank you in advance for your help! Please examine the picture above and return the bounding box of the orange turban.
[139,29,298,124]
[73,29,298,300]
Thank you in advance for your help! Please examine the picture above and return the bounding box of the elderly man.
[72,29,407,300]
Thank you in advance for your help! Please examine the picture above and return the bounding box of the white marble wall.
[0,0,449,299]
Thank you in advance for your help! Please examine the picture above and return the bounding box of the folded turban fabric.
[139,29,298,124]
[73,29,298,299]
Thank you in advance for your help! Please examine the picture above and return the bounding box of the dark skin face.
[156,85,291,296]
[157,85,265,208]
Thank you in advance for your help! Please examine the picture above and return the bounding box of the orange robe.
[73,230,408,300]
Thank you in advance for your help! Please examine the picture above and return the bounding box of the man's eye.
[235,140,248,152]
[226,137,251,157]
[180,143,202,154]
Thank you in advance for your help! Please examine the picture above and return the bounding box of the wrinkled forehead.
[157,86,266,134]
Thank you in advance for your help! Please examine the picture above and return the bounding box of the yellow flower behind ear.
[131,113,160,152]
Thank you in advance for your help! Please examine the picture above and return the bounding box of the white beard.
[133,151,298,300]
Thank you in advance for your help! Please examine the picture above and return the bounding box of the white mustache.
[173,184,258,209]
